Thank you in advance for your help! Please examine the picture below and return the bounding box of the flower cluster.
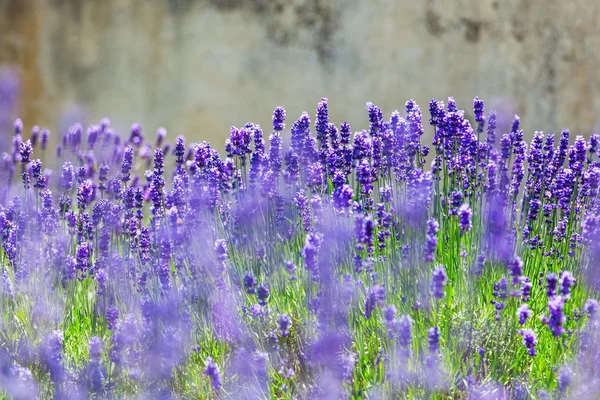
[0,96,598,399]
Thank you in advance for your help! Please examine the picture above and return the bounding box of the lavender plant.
[0,97,599,399]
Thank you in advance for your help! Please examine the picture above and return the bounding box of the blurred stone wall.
[1,0,600,148]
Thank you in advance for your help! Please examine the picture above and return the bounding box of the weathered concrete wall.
[1,0,600,148]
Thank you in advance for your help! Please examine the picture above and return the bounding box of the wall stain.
[460,17,483,43]
[425,6,487,44]
[511,0,532,43]
[184,0,343,66]
[50,0,83,22]
[167,0,194,14]
[512,27,526,43]
[425,9,444,37]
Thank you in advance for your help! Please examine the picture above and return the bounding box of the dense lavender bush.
[0,96,598,399]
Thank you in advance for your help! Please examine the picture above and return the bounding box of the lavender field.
[0,97,599,399]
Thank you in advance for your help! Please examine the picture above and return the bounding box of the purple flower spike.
[431,265,448,299]
[508,256,524,284]
[396,315,413,348]
[257,284,270,306]
[14,118,23,135]
[428,99,444,127]
[106,307,120,331]
[584,298,599,318]
[473,97,485,134]
[459,203,472,232]
[363,285,385,319]
[382,305,396,323]
[278,314,292,337]
[316,98,329,141]
[546,273,558,298]
[19,139,32,164]
[428,326,440,353]
[303,232,323,279]
[559,271,576,296]
[367,102,383,137]
[517,303,532,325]
[518,328,537,356]
[486,111,497,147]
[424,218,439,263]
[87,125,100,150]
[156,127,167,147]
[41,330,64,384]
[243,272,257,294]
[60,162,75,191]
[88,336,102,361]
[543,295,566,336]
[77,179,94,210]
[121,146,134,183]
[128,123,143,147]
[41,129,50,150]
[558,366,572,394]
[273,106,286,132]
[204,357,222,390]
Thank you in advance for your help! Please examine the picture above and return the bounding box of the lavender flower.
[424,218,439,263]
[150,147,165,217]
[88,336,104,391]
[76,242,90,276]
[106,306,120,330]
[40,128,50,150]
[60,162,75,191]
[428,326,440,352]
[431,265,448,299]
[518,329,537,356]
[558,366,572,394]
[315,98,329,139]
[302,232,322,279]
[428,99,444,127]
[486,111,497,147]
[396,315,413,348]
[382,305,396,323]
[543,296,566,336]
[88,336,102,361]
[560,271,576,296]
[473,97,485,134]
[77,179,94,210]
[156,126,167,147]
[257,284,270,306]
[340,353,356,383]
[128,123,143,147]
[584,298,599,318]
[450,190,463,215]
[19,139,32,164]
[364,285,385,319]
[517,304,532,325]
[367,102,383,138]
[273,106,286,132]
[175,136,186,167]
[14,118,23,135]
[459,203,472,232]
[243,272,257,294]
[508,256,523,284]
[205,357,222,390]
[520,277,532,301]
[278,314,292,337]
[121,146,134,183]
[41,330,64,383]
[334,184,353,210]
[546,273,558,297]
